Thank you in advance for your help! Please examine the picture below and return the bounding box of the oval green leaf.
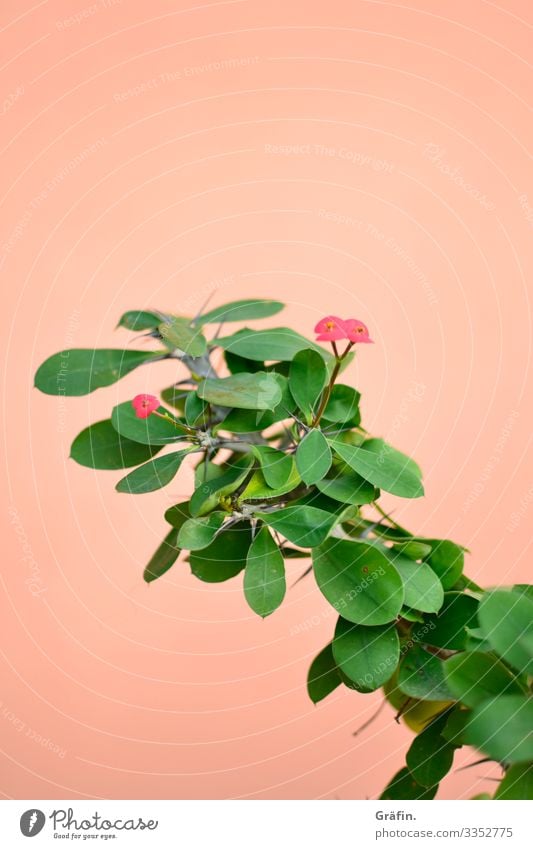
[143,527,181,583]
[313,539,404,625]
[116,449,193,494]
[443,651,524,708]
[380,767,438,800]
[251,446,293,489]
[329,438,424,499]
[255,505,337,548]
[464,695,533,764]
[316,470,377,506]
[423,592,479,650]
[198,372,282,411]
[388,553,444,614]
[71,420,161,469]
[289,348,327,421]
[188,522,252,582]
[111,401,187,445]
[189,456,254,517]
[35,349,162,396]
[196,298,284,325]
[478,590,533,676]
[332,618,399,692]
[495,763,533,800]
[216,327,331,363]
[177,512,226,550]
[117,310,162,330]
[398,645,453,701]
[424,539,465,589]
[296,429,332,485]
[244,527,286,617]
[321,384,361,425]
[159,317,207,356]
[307,643,342,704]
[406,714,455,787]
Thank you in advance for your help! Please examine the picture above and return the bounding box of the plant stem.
[311,342,353,427]
[373,502,411,535]
[152,410,195,437]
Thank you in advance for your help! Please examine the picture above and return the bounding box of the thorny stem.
[372,502,411,536]
[152,410,195,437]
[311,341,354,427]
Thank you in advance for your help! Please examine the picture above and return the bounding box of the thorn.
[192,291,216,325]
[352,700,386,737]
[291,565,313,587]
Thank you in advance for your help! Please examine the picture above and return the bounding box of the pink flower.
[314,315,349,341]
[344,319,373,344]
[315,316,373,344]
[132,394,159,419]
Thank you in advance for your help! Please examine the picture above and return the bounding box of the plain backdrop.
[1,0,531,800]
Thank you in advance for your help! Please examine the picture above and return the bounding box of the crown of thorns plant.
[35,297,533,800]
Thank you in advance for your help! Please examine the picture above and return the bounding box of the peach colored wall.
[1,0,531,800]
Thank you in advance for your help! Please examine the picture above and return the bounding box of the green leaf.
[398,645,453,701]
[196,298,284,325]
[380,767,438,800]
[495,763,533,800]
[329,438,424,499]
[289,348,327,421]
[159,317,207,356]
[160,385,188,412]
[34,349,162,396]
[251,446,293,489]
[116,449,193,493]
[478,590,533,676]
[193,460,227,488]
[441,706,470,745]
[424,539,465,589]
[333,618,399,692]
[321,384,361,426]
[464,695,533,764]
[387,553,444,614]
[198,372,282,411]
[144,527,181,582]
[216,327,332,363]
[240,460,301,502]
[184,392,209,426]
[163,500,190,529]
[393,541,433,560]
[316,470,377,506]
[307,644,342,704]
[117,310,162,330]
[70,420,161,469]
[313,539,404,625]
[177,512,226,550]
[423,592,479,650]
[255,505,337,548]
[224,350,264,374]
[406,714,455,787]
[513,584,533,602]
[443,651,524,708]
[295,430,332,485]
[219,374,295,432]
[189,456,254,517]
[111,401,186,445]
[244,527,286,617]
[188,522,252,582]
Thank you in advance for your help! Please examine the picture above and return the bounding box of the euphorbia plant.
[35,299,533,799]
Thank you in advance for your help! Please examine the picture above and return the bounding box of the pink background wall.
[1,0,531,800]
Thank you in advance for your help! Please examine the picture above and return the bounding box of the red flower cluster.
[132,394,159,419]
[315,316,373,344]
